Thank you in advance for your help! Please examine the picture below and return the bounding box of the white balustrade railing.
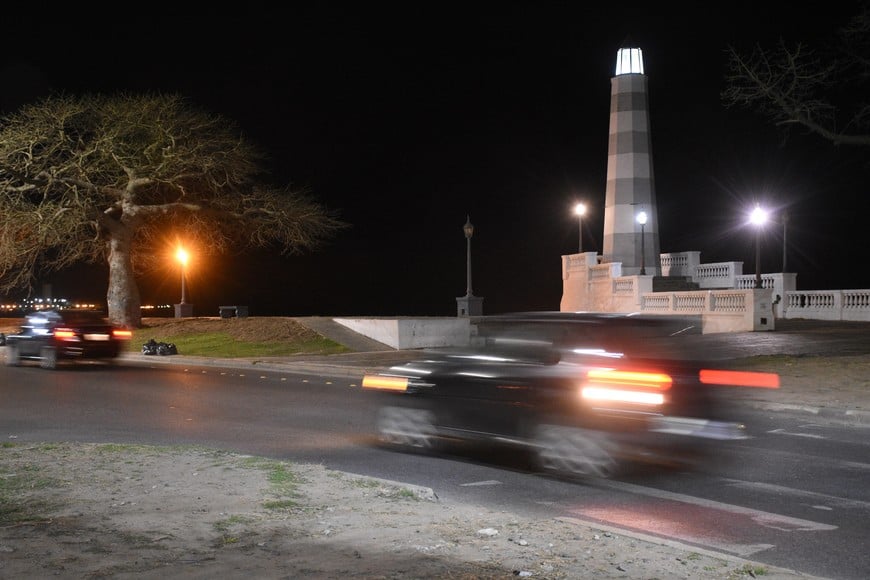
[672,293,708,312]
[613,278,635,293]
[562,250,870,328]
[784,290,870,321]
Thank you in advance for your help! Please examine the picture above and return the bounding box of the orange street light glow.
[176,247,189,266]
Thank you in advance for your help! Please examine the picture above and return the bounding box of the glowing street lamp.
[574,202,587,253]
[636,210,648,275]
[749,205,769,289]
[176,247,189,304]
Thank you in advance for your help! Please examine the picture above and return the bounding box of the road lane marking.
[460,480,503,487]
[722,478,870,510]
[767,428,825,439]
[593,479,837,532]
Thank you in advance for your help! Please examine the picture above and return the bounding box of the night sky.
[2,3,867,316]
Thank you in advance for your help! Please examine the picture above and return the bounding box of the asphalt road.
[2,358,868,579]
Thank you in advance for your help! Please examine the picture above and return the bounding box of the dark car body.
[362,312,779,478]
[4,309,132,369]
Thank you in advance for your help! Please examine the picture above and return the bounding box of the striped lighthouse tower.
[602,45,660,276]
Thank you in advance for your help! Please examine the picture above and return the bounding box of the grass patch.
[214,514,254,533]
[731,563,768,577]
[238,457,302,510]
[263,498,298,510]
[393,487,419,501]
[127,329,348,357]
[0,464,61,525]
[350,477,382,489]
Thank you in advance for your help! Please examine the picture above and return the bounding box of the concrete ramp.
[333,317,473,350]
[292,317,396,352]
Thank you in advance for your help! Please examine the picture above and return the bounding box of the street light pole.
[749,205,768,289]
[755,228,762,289]
[636,210,647,275]
[455,216,483,317]
[463,215,474,297]
[574,202,586,253]
[176,248,189,304]
[782,212,789,273]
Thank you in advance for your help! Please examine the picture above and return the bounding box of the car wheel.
[376,406,438,450]
[5,343,19,366]
[533,424,619,479]
[39,346,58,370]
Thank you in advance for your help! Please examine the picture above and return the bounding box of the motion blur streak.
[581,387,665,406]
[361,375,409,391]
[699,369,780,389]
[585,369,673,390]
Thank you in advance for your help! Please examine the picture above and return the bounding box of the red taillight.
[699,369,780,389]
[53,328,77,339]
[113,329,133,340]
[581,368,673,406]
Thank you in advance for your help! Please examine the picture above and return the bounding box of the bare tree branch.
[722,4,870,147]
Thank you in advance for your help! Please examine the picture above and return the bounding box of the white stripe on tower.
[602,46,660,275]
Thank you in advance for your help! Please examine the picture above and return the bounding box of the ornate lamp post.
[749,205,769,289]
[636,210,647,275]
[574,202,586,253]
[456,215,483,317]
[463,216,474,297]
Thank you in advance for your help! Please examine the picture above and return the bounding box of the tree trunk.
[106,232,142,328]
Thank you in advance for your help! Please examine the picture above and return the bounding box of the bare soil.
[0,443,810,579]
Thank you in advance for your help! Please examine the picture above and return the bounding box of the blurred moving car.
[4,309,132,369]
[362,312,779,479]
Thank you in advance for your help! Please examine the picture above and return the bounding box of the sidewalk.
[122,317,870,426]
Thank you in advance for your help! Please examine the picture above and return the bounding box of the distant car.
[4,309,132,369]
[362,312,780,479]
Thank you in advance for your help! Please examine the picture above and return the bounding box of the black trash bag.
[142,338,159,355]
[142,338,178,356]
[157,342,178,356]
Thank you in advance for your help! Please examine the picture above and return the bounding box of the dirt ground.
[0,443,812,580]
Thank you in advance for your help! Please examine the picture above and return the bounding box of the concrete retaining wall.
[333,317,472,349]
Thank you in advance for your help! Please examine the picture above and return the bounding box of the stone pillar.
[602,46,661,276]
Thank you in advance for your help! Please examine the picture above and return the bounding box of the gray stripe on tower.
[602,46,660,275]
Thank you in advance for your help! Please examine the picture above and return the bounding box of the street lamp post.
[174,247,193,318]
[782,212,788,273]
[456,215,483,317]
[636,210,647,275]
[463,216,474,297]
[749,205,769,289]
[574,202,586,253]
[176,247,189,304]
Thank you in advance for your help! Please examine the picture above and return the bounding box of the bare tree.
[0,93,347,328]
[722,4,870,147]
